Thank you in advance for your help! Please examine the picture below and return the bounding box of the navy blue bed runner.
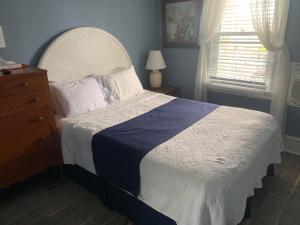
[91,98,219,196]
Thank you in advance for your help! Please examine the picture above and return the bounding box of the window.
[209,0,274,92]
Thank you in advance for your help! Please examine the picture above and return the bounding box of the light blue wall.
[164,48,199,98]
[161,0,300,104]
[286,0,300,61]
[207,91,270,112]
[0,0,161,85]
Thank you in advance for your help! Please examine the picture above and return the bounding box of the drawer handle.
[37,116,44,122]
[41,135,48,141]
[23,82,29,87]
[33,97,40,102]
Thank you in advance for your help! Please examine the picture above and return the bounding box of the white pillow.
[100,66,144,101]
[51,77,108,117]
[88,67,126,103]
[49,84,64,115]
[87,75,110,102]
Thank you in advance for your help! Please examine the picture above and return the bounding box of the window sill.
[207,82,271,100]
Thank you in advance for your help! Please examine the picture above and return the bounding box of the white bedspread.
[59,91,282,225]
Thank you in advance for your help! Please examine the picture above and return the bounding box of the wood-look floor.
[239,152,300,225]
[0,152,300,225]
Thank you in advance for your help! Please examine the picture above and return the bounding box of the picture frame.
[162,0,201,48]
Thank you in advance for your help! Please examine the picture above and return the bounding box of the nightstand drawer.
[0,75,44,96]
[0,107,51,141]
[0,90,48,115]
[0,129,54,163]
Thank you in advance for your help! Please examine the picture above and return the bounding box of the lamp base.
[149,70,162,88]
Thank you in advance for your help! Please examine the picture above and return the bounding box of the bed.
[38,27,283,225]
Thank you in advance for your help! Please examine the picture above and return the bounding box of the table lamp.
[146,50,166,88]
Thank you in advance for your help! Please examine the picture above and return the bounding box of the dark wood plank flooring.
[1,152,299,225]
[239,152,300,225]
[0,170,129,225]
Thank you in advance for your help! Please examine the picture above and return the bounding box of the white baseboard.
[285,149,300,156]
[284,135,300,156]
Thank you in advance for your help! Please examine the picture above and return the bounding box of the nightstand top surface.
[147,86,178,93]
[0,66,46,80]
[146,86,179,97]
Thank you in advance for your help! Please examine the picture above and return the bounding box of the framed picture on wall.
[162,0,201,48]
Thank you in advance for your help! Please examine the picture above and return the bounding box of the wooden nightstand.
[147,86,179,97]
[0,66,62,188]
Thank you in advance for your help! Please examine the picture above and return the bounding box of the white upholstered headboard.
[38,27,132,83]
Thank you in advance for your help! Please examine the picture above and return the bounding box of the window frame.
[208,0,274,99]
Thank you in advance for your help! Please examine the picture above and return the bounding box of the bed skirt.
[64,165,176,225]
[64,164,274,225]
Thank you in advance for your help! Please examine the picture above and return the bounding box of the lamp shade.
[0,26,6,48]
[146,50,166,70]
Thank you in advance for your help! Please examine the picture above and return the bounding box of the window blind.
[210,0,274,90]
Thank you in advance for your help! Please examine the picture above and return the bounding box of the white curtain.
[194,0,228,101]
[251,0,291,126]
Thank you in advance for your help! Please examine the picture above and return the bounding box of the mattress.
[58,91,282,225]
